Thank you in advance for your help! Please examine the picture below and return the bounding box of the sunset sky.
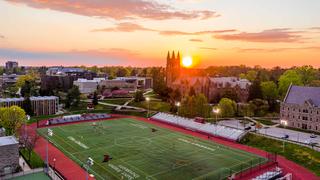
[0,0,319,68]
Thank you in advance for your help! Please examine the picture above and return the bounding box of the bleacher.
[151,112,246,141]
[48,113,111,125]
[252,167,282,180]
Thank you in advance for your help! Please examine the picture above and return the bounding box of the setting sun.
[182,56,193,67]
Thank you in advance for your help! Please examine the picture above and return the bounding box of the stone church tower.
[166,51,181,86]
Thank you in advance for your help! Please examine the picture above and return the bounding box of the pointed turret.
[177,51,181,61]
[167,51,170,61]
[171,51,175,60]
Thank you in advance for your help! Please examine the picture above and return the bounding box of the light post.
[213,108,220,135]
[25,115,30,138]
[280,120,288,152]
[175,102,181,125]
[46,128,53,174]
[85,157,94,180]
[146,97,150,119]
[175,102,181,116]
[53,158,56,170]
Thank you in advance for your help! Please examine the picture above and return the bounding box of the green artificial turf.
[38,118,267,180]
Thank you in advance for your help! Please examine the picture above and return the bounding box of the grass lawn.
[130,100,171,112]
[100,98,131,105]
[38,118,267,180]
[20,148,45,168]
[253,118,277,126]
[12,172,50,180]
[241,133,320,176]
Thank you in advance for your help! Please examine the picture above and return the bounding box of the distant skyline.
[0,0,320,68]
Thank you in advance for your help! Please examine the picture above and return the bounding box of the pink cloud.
[159,29,236,36]
[214,28,305,43]
[92,22,155,32]
[237,46,320,52]
[7,0,219,20]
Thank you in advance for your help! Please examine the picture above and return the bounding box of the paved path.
[19,156,31,171]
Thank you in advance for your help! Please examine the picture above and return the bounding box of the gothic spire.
[172,51,175,60]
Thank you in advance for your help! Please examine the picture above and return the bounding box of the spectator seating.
[252,167,282,180]
[48,113,111,125]
[151,112,246,141]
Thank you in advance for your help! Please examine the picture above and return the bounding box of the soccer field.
[38,118,267,180]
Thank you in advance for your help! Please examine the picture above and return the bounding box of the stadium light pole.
[146,97,150,119]
[47,128,53,174]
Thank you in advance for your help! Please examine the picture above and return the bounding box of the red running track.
[28,115,319,180]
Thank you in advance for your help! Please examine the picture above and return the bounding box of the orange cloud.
[92,22,155,32]
[159,29,236,36]
[189,39,203,42]
[237,46,320,52]
[214,28,305,43]
[7,0,219,20]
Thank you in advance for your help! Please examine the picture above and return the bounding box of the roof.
[0,136,18,146]
[284,85,320,106]
[209,77,251,89]
[0,96,58,102]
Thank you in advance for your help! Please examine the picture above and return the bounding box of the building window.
[303,109,308,113]
[302,116,308,120]
[316,126,318,131]
[302,124,307,129]
[298,123,300,127]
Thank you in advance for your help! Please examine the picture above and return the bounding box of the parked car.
[310,134,317,138]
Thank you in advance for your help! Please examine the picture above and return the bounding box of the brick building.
[0,96,59,116]
[280,85,320,132]
[0,136,19,175]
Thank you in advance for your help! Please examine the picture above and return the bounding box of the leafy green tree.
[240,70,257,82]
[0,106,26,135]
[134,90,145,102]
[296,65,317,85]
[261,81,278,111]
[116,67,130,77]
[278,70,303,98]
[65,85,81,108]
[221,89,239,102]
[194,94,212,118]
[248,99,269,117]
[237,104,254,117]
[309,80,320,87]
[248,76,262,100]
[218,98,237,117]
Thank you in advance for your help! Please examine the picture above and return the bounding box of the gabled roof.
[284,85,320,106]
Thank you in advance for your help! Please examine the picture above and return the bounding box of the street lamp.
[175,102,181,115]
[53,158,56,170]
[85,157,94,180]
[280,120,288,152]
[46,128,53,174]
[212,108,220,135]
[146,97,150,119]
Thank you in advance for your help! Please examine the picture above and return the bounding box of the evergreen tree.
[22,96,34,116]
[248,76,263,100]
[92,91,99,105]
[65,85,80,108]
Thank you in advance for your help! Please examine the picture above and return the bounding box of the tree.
[221,89,239,102]
[0,106,26,136]
[248,99,269,117]
[65,85,81,108]
[240,70,257,82]
[296,65,317,85]
[194,94,212,118]
[92,91,99,105]
[189,87,196,96]
[116,67,130,77]
[309,80,320,87]
[278,70,303,98]
[248,76,262,100]
[261,81,278,111]
[218,98,237,117]
[134,90,145,102]
[22,96,34,116]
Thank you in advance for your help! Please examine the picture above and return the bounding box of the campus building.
[99,79,137,92]
[0,136,19,175]
[74,78,106,94]
[280,85,320,132]
[204,77,251,103]
[0,96,59,116]
[165,51,251,102]
[41,67,97,92]
[115,76,153,89]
